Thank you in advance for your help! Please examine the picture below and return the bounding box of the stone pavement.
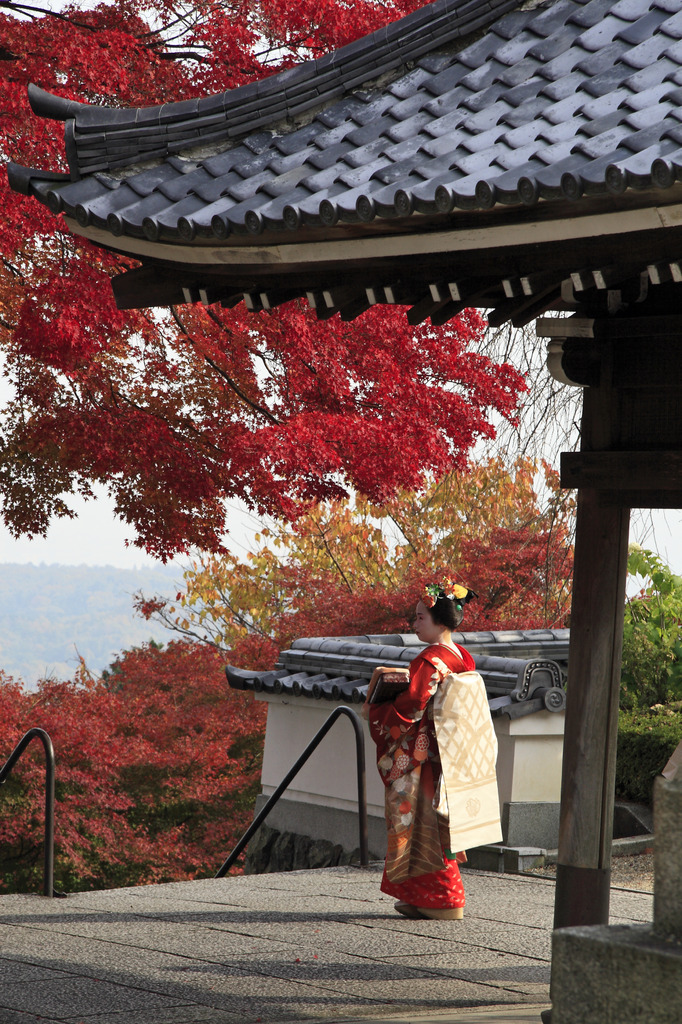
[0,864,653,1024]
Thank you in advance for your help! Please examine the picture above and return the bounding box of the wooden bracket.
[561,450,682,494]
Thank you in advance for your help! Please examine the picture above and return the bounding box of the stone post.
[653,775,682,941]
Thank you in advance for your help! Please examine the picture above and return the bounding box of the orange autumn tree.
[138,457,574,668]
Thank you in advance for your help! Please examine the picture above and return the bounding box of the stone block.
[269,830,296,872]
[253,794,388,855]
[502,801,560,848]
[614,800,653,838]
[503,847,547,873]
[292,832,313,870]
[307,838,343,869]
[466,845,506,872]
[654,775,682,941]
[243,823,279,874]
[550,924,682,1024]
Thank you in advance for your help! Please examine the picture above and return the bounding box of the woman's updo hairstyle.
[422,580,478,631]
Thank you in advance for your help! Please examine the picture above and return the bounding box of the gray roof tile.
[155,168,214,202]
[572,39,625,75]
[617,9,667,44]
[344,120,388,147]
[489,7,537,39]
[567,0,614,31]
[627,55,679,90]
[539,69,588,100]
[579,62,631,97]
[577,109,625,138]
[577,12,630,51]
[660,8,682,37]
[579,88,629,118]
[495,30,543,67]
[383,111,433,142]
[536,43,584,82]
[496,57,544,89]
[530,0,581,34]
[538,116,583,143]
[621,32,672,68]
[526,28,575,62]
[13,0,682,311]
[574,123,632,157]
[612,0,652,18]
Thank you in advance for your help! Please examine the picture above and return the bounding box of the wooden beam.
[520,269,558,296]
[648,261,673,285]
[570,268,595,292]
[511,287,561,328]
[561,450,682,491]
[598,489,682,509]
[407,293,449,326]
[502,277,523,299]
[488,286,561,329]
[199,286,243,307]
[111,264,190,309]
[259,288,305,310]
[243,292,264,312]
[592,265,621,290]
[597,312,682,339]
[536,316,595,339]
[321,285,372,321]
[305,290,325,310]
[339,295,372,321]
[430,300,465,326]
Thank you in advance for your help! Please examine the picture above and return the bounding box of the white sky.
[0,488,265,568]
[1,483,681,576]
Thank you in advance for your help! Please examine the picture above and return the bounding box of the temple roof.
[9,0,682,324]
[225,630,569,718]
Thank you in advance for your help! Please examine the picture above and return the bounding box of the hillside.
[0,563,178,686]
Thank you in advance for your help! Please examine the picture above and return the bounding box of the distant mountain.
[0,563,179,687]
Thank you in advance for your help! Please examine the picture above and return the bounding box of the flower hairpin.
[421,579,477,608]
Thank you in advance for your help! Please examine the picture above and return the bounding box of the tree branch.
[180,307,280,424]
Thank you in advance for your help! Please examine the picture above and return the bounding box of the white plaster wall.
[258,694,385,816]
[494,711,565,806]
[258,694,565,816]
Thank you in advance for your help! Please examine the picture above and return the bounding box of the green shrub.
[616,709,682,805]
[621,547,682,710]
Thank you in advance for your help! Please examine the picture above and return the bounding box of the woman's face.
[413,600,443,644]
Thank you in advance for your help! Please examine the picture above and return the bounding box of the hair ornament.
[421,579,478,608]
[422,582,441,608]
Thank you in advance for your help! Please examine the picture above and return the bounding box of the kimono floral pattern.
[369,642,475,908]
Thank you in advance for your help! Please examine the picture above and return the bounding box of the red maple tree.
[0,641,266,892]
[0,1,527,559]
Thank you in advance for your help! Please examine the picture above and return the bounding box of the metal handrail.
[216,705,368,877]
[0,728,55,897]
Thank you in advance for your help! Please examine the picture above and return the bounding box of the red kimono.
[368,642,475,910]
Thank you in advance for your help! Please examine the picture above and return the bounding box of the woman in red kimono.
[365,580,477,920]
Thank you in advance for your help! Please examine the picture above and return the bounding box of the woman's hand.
[360,666,390,719]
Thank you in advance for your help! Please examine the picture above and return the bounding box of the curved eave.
[56,189,682,325]
[62,191,682,267]
[26,0,520,177]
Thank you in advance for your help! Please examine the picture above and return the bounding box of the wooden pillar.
[538,310,682,1024]
[553,488,630,928]
[553,327,630,930]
